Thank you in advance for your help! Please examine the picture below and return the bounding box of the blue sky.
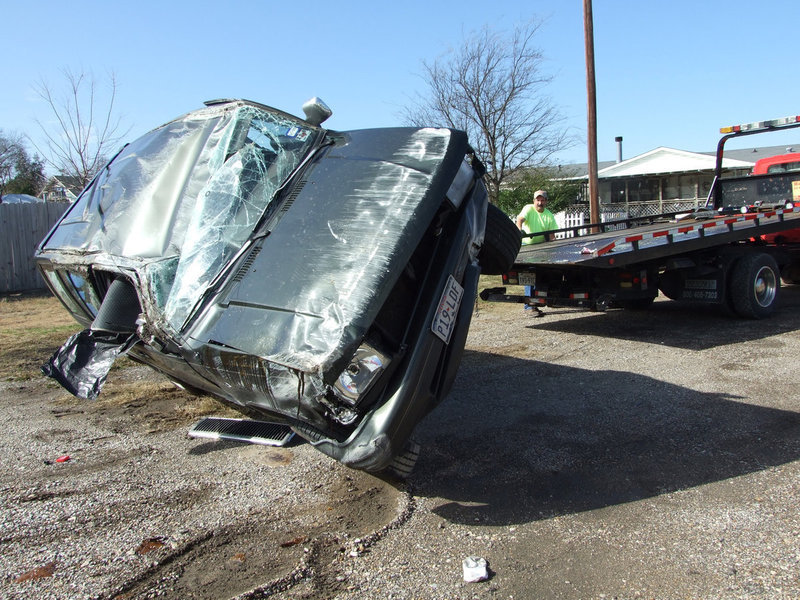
[2,0,798,169]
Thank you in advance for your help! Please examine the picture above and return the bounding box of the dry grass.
[78,377,240,431]
[0,294,81,381]
[475,274,526,314]
[0,292,240,425]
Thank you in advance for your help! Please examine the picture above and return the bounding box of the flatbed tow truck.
[481,115,800,318]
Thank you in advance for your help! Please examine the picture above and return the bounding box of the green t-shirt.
[518,205,557,245]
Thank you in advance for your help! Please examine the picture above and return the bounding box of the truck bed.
[515,205,800,269]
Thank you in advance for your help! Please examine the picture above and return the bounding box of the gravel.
[3,288,800,599]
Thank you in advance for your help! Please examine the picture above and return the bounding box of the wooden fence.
[0,202,69,293]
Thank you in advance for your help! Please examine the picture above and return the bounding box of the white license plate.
[518,272,536,286]
[432,275,464,344]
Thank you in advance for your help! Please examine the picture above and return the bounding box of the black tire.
[729,253,780,319]
[479,204,522,275]
[381,438,421,480]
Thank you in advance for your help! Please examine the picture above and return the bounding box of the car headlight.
[332,344,391,407]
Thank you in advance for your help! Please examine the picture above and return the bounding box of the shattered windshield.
[43,103,318,332]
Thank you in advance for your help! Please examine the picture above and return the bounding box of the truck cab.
[753,152,800,175]
[754,152,800,244]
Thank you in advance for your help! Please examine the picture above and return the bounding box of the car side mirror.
[302,97,332,126]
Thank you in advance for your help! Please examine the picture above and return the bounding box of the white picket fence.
[554,210,629,238]
[553,200,703,239]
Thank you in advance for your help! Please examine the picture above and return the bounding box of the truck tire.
[479,204,522,275]
[729,253,780,318]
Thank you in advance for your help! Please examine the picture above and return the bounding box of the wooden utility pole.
[584,0,600,225]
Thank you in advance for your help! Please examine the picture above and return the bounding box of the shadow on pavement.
[415,350,800,526]
[524,285,800,351]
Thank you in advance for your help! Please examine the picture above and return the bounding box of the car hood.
[189,127,469,377]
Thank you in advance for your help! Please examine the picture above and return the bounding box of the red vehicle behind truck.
[753,152,800,175]
[483,115,800,318]
[756,152,800,245]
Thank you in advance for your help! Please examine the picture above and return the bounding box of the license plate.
[518,272,536,286]
[432,275,464,344]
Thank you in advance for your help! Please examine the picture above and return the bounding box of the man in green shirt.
[515,189,557,245]
[515,189,556,312]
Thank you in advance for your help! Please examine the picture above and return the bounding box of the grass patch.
[0,295,81,381]
[475,274,526,314]
[1,294,238,424]
[88,378,242,430]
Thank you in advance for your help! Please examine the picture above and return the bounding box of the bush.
[496,166,583,218]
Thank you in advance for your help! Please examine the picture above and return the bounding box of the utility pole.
[584,0,600,226]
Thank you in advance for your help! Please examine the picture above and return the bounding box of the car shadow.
[523,285,800,351]
[414,349,800,527]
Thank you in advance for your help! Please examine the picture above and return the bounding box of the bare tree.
[404,21,571,204]
[0,131,25,200]
[32,69,129,190]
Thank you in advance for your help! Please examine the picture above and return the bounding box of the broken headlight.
[332,344,391,407]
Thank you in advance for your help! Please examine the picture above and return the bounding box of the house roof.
[44,175,84,196]
[594,147,754,179]
[702,143,800,163]
[564,142,800,180]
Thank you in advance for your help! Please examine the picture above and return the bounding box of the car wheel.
[729,253,780,318]
[479,204,522,275]
[381,438,421,480]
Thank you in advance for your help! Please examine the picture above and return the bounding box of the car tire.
[479,204,522,275]
[729,252,780,318]
[381,438,421,480]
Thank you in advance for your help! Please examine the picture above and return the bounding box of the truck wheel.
[729,253,780,318]
[479,204,522,275]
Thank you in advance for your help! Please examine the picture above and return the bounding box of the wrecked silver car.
[36,98,520,475]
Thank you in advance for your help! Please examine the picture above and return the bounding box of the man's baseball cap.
[534,190,548,200]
